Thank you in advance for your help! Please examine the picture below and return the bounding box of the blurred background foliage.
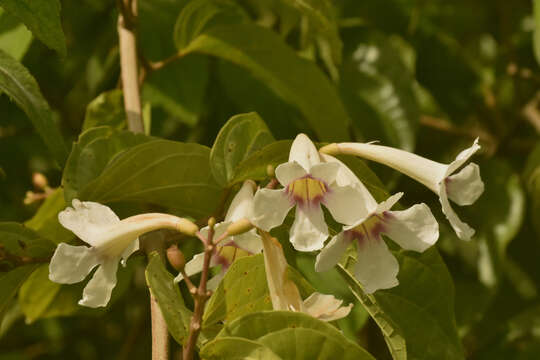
[1,0,540,359]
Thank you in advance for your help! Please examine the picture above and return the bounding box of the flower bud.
[266,164,275,178]
[166,245,186,271]
[208,217,216,228]
[226,218,254,236]
[32,172,48,190]
[176,218,198,236]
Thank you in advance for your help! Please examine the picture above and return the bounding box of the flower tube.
[49,199,197,308]
[320,139,484,240]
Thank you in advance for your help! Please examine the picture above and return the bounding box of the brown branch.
[138,52,185,85]
[182,221,215,360]
[420,115,498,155]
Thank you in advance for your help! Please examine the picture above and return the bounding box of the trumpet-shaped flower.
[251,134,370,251]
[49,199,198,308]
[320,139,484,240]
[174,181,263,289]
[261,230,352,321]
[315,154,439,293]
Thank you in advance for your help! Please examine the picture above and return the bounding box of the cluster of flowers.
[49,134,483,321]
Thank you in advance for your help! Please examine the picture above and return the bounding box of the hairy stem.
[117,0,144,133]
[182,225,215,360]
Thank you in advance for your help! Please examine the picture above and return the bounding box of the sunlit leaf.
[210,112,274,186]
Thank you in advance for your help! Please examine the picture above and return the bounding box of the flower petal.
[375,192,403,213]
[315,233,351,272]
[445,138,481,177]
[303,292,352,322]
[49,243,100,284]
[384,203,439,252]
[309,162,339,185]
[251,189,293,231]
[275,161,307,186]
[79,258,119,308]
[446,163,484,206]
[289,133,320,171]
[320,153,378,212]
[225,181,256,222]
[120,238,139,267]
[439,183,476,240]
[207,271,225,290]
[290,205,328,251]
[324,185,373,225]
[228,230,263,254]
[174,252,205,283]
[58,200,119,246]
[354,236,399,294]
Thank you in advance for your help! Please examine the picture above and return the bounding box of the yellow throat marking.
[287,176,328,204]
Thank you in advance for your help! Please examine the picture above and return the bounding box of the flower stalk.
[182,219,217,360]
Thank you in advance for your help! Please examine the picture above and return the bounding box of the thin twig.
[419,115,498,155]
[182,224,215,360]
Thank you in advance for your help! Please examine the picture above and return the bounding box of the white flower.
[49,199,197,308]
[174,181,263,290]
[261,230,352,321]
[320,139,484,240]
[315,154,439,293]
[251,134,370,251]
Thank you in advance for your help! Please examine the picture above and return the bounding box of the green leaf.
[534,0,540,66]
[79,139,223,218]
[82,90,126,131]
[257,327,373,360]
[215,311,375,360]
[229,140,292,186]
[0,8,32,61]
[210,112,274,186]
[0,222,54,261]
[182,23,351,141]
[25,188,73,245]
[201,337,281,360]
[219,310,351,343]
[18,264,61,324]
[145,252,192,344]
[0,0,66,55]
[338,248,464,360]
[203,254,272,326]
[340,31,419,151]
[62,126,152,203]
[0,264,39,319]
[173,0,249,51]
[0,49,68,167]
